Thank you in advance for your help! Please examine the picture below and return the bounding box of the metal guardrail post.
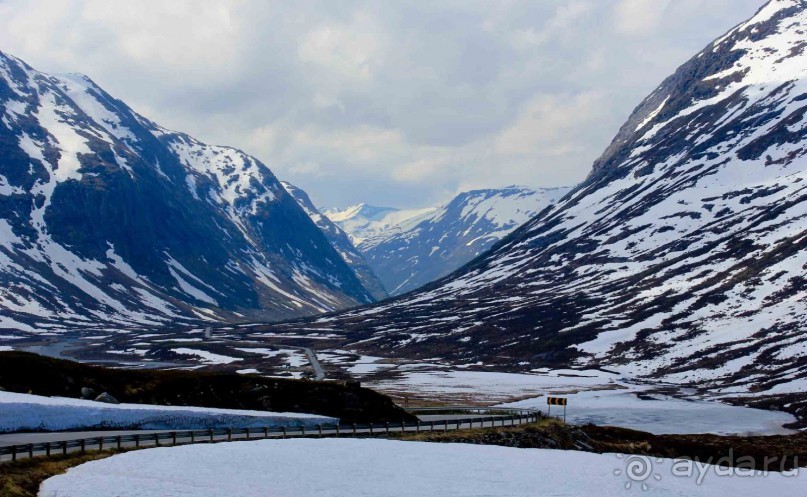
[172,432,178,445]
[416,420,420,433]
[227,429,232,442]
[353,423,357,436]
[28,444,33,459]
[282,427,287,439]
[117,435,122,450]
[11,445,15,462]
[98,437,103,451]
[62,441,67,455]
[301,426,306,437]
[209,429,214,443]
[80,439,86,453]
[264,428,269,439]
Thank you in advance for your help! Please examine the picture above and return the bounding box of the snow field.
[501,388,796,436]
[363,367,796,435]
[0,391,335,433]
[39,438,804,497]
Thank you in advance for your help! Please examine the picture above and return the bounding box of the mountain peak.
[351,186,572,295]
[269,2,807,402]
[589,0,806,183]
[0,52,375,330]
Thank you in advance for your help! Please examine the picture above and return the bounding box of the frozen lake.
[501,388,796,436]
[365,367,796,435]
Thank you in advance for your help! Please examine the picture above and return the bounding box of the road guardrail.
[0,407,542,463]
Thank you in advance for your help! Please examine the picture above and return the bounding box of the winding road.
[302,347,326,381]
[0,408,538,462]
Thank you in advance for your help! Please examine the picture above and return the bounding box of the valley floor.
[3,336,799,435]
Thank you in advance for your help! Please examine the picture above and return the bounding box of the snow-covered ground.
[0,391,335,433]
[366,368,618,404]
[40,438,803,497]
[501,389,796,436]
[364,367,796,435]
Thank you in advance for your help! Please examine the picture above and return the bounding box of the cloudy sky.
[0,0,764,209]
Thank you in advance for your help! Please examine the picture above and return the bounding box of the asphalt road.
[302,347,326,380]
[0,429,171,447]
[0,414,509,447]
[0,412,536,462]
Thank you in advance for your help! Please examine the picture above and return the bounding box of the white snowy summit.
[271,0,807,403]
[322,203,436,246]
[358,186,571,295]
[0,52,374,331]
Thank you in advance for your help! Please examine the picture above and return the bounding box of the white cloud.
[298,13,381,84]
[494,91,607,156]
[508,1,594,49]
[613,0,672,36]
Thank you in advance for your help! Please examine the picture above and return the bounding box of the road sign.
[546,397,568,422]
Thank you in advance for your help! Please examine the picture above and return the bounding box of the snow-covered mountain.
[359,186,571,295]
[280,182,387,301]
[0,52,374,331]
[322,204,435,246]
[269,0,807,398]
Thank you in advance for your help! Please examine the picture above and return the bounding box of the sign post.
[546,397,568,422]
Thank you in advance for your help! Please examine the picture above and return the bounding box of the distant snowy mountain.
[280,182,387,301]
[359,186,571,295]
[322,204,435,246]
[0,52,373,331]
[269,0,807,400]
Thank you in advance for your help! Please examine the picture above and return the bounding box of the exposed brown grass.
[393,420,807,472]
[0,451,122,497]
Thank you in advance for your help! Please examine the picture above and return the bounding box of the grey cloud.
[0,0,765,209]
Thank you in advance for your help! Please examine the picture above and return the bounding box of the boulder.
[81,387,97,399]
[95,392,120,404]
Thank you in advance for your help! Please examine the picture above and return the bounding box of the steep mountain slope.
[0,52,373,331]
[268,0,807,396]
[359,186,571,295]
[322,204,435,246]
[280,181,387,301]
